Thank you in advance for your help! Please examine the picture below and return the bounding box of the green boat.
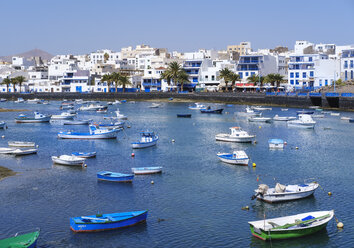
[0,229,40,248]
[248,210,334,241]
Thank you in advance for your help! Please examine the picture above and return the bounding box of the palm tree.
[1,78,11,92]
[117,74,132,93]
[219,68,232,90]
[265,73,284,88]
[177,70,190,92]
[247,74,265,86]
[110,72,121,93]
[167,61,183,86]
[101,74,112,92]
[15,76,26,93]
[228,72,240,91]
[160,71,172,86]
[10,78,17,93]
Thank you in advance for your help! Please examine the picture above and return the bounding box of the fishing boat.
[149,103,161,108]
[215,127,255,143]
[200,106,223,114]
[238,107,262,117]
[0,228,40,248]
[0,98,7,102]
[0,121,7,129]
[177,114,192,118]
[248,210,334,241]
[51,112,76,120]
[114,110,128,120]
[97,171,134,182]
[98,121,124,130]
[131,131,159,149]
[52,155,86,166]
[268,139,285,149]
[251,182,319,203]
[97,106,108,113]
[349,119,354,123]
[11,148,38,156]
[312,114,325,118]
[131,167,163,175]
[15,112,51,123]
[330,112,340,116]
[273,115,296,121]
[60,104,74,110]
[79,104,105,111]
[58,125,120,139]
[340,116,351,120]
[188,103,205,110]
[281,108,288,111]
[288,114,316,129]
[112,100,121,105]
[216,150,249,165]
[63,119,91,125]
[309,106,321,109]
[248,117,272,123]
[27,98,41,104]
[72,152,96,158]
[296,110,314,115]
[70,210,148,232]
[8,141,36,147]
[251,106,272,111]
[0,147,16,154]
[14,98,25,103]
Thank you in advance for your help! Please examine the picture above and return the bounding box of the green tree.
[177,70,190,92]
[167,61,183,86]
[160,70,172,86]
[10,78,17,93]
[101,74,113,92]
[1,78,11,92]
[15,76,26,93]
[117,74,132,93]
[228,72,240,91]
[265,73,284,88]
[219,68,232,90]
[247,74,265,86]
[110,72,121,93]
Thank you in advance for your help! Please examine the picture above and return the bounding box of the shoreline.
[0,108,29,112]
[0,166,17,181]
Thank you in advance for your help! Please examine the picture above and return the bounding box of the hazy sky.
[1,0,354,56]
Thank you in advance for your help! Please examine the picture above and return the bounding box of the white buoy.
[172,139,175,143]
[337,222,344,228]
[1,135,4,138]
[151,180,154,184]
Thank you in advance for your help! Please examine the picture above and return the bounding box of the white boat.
[60,104,74,110]
[340,117,351,120]
[0,147,16,154]
[131,131,159,149]
[0,98,7,102]
[14,98,25,103]
[0,121,7,129]
[131,167,163,175]
[312,114,325,118]
[273,115,296,121]
[216,150,249,165]
[330,112,340,116]
[58,125,120,139]
[149,103,161,108]
[8,141,36,147]
[281,108,288,111]
[15,112,51,123]
[309,106,321,109]
[252,182,319,203]
[98,121,124,130]
[52,155,86,166]
[238,107,262,117]
[79,104,105,111]
[112,100,121,105]
[188,103,206,110]
[287,114,316,129]
[51,112,76,120]
[268,139,284,149]
[114,110,127,120]
[251,106,272,111]
[215,127,255,143]
[248,117,272,123]
[27,99,41,104]
[63,120,91,125]
[10,148,38,156]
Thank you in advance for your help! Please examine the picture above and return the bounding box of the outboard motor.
[251,184,269,200]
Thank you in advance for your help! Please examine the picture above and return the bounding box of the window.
[290,72,294,78]
[246,72,249,76]
[211,75,215,80]
[295,72,299,78]
[350,60,353,68]
[310,71,314,77]
[251,72,255,76]
[238,72,243,79]
[344,61,348,69]
[319,79,322,86]
[296,80,299,85]
[205,75,208,79]
[325,80,328,86]
[345,71,347,81]
[351,70,353,80]
[309,57,312,62]
[303,72,306,78]
[290,80,294,85]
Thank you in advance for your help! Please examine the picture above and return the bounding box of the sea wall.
[1,92,353,110]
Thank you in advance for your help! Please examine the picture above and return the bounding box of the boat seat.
[268,221,280,228]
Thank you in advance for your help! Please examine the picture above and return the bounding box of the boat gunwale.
[71,210,147,225]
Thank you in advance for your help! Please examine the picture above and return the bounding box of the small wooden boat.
[0,228,40,248]
[268,139,285,149]
[312,114,325,118]
[248,210,333,240]
[60,104,74,110]
[27,98,41,104]
[52,155,86,166]
[8,141,35,147]
[0,121,7,129]
[132,131,159,149]
[70,210,147,232]
[97,171,134,182]
[72,152,96,158]
[251,182,319,203]
[0,147,16,154]
[215,127,255,143]
[14,98,25,103]
[51,112,76,120]
[63,119,91,125]
[177,114,192,118]
[131,167,163,175]
[248,117,272,123]
[273,115,296,121]
[217,151,249,165]
[11,148,38,156]
[15,112,51,123]
[238,107,262,117]
[58,125,120,139]
[200,107,223,114]
[340,117,351,120]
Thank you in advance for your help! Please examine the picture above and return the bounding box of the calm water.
[0,100,353,248]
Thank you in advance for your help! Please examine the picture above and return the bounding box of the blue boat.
[296,110,314,115]
[70,210,148,232]
[58,125,120,139]
[131,131,159,149]
[200,107,223,114]
[349,119,354,123]
[72,152,97,158]
[97,171,134,182]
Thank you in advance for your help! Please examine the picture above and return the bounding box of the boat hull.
[70,211,147,233]
[287,122,315,129]
[269,143,284,149]
[177,114,192,118]
[0,230,40,248]
[58,130,119,139]
[97,174,134,182]
[8,141,35,147]
[215,134,254,143]
[131,140,158,149]
[15,117,51,123]
[217,156,249,165]
[257,190,316,203]
[52,157,85,166]
[132,167,163,174]
[200,108,223,114]
[63,120,90,125]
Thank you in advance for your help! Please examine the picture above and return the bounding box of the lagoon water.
[0,101,353,247]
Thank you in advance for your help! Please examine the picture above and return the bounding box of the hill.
[0,49,54,62]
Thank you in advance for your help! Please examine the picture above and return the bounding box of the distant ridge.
[0,49,54,62]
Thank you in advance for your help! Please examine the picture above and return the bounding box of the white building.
[341,49,354,81]
[90,49,121,65]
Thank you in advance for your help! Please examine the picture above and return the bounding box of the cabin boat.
[11,148,38,156]
[215,127,255,143]
[0,121,7,129]
[79,104,105,111]
[132,131,159,149]
[248,117,272,123]
[131,167,163,175]
[188,103,206,110]
[27,98,41,104]
[70,210,147,232]
[58,125,120,139]
[330,112,340,116]
[239,107,262,117]
[14,98,25,103]
[268,139,285,149]
[0,98,7,102]
[8,141,36,147]
[200,107,223,114]
[72,152,96,158]
[251,106,272,111]
[63,119,91,125]
[248,210,333,241]
[98,121,124,130]
[60,104,74,110]
[273,115,296,121]
[287,114,316,129]
[216,150,249,165]
[149,103,161,108]
[52,155,86,166]
[251,182,319,203]
[114,110,127,120]
[15,112,51,123]
[51,112,76,120]
[97,171,134,182]
[97,106,108,113]
[0,229,40,248]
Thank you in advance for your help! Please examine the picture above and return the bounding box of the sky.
[1,0,354,56]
